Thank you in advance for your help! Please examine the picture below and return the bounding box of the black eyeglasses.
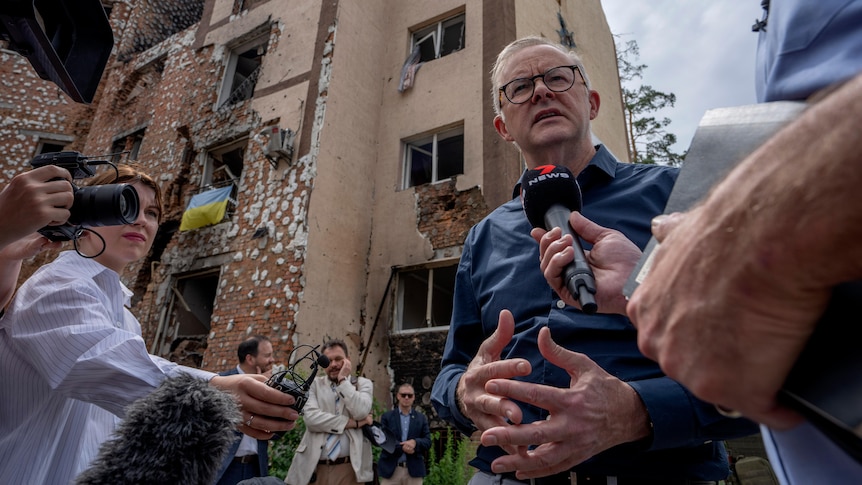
[499,65,583,105]
[399,393,414,398]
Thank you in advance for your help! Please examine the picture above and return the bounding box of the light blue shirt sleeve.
[762,422,862,484]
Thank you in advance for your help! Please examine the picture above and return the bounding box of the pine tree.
[617,39,686,166]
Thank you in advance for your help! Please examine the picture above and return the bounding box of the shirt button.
[556,300,565,309]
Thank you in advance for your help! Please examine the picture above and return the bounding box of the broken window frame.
[402,125,464,189]
[203,138,245,187]
[151,268,221,357]
[128,130,145,160]
[411,13,465,63]
[217,35,269,109]
[197,137,246,222]
[110,128,146,163]
[394,262,458,333]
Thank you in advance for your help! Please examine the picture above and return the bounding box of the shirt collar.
[57,250,133,307]
[512,144,617,199]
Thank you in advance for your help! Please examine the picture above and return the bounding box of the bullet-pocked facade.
[0,0,625,426]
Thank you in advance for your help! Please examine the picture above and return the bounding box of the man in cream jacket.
[285,339,374,485]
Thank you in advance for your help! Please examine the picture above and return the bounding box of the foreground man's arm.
[627,73,862,429]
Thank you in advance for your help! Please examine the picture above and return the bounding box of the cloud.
[601,0,760,152]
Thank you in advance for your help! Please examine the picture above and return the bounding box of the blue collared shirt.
[398,410,410,464]
[756,0,862,102]
[431,146,757,479]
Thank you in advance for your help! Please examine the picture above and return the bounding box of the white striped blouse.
[0,251,213,484]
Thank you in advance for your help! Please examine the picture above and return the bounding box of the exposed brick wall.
[2,0,502,415]
[116,0,205,60]
[0,51,94,180]
[415,177,490,250]
[0,1,313,374]
[388,331,449,429]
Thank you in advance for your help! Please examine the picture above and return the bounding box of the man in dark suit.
[378,383,431,485]
[214,335,275,485]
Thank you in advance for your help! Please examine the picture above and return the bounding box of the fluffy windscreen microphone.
[74,374,240,485]
[521,164,598,314]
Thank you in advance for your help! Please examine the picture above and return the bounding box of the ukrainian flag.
[180,185,233,231]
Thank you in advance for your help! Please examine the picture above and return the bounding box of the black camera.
[30,151,140,242]
[266,345,330,438]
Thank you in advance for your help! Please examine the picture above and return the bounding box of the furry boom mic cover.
[75,374,240,485]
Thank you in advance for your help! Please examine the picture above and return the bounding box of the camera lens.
[69,183,140,227]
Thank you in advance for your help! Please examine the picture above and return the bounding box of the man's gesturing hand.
[480,326,651,480]
[456,309,531,449]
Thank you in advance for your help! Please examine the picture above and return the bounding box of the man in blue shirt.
[378,383,431,484]
[430,35,758,484]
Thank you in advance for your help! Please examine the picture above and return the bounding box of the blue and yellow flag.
[180,185,233,231]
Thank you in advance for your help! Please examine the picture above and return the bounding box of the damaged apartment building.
[0,0,626,427]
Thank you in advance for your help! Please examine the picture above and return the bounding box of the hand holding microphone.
[521,165,597,314]
[266,344,330,438]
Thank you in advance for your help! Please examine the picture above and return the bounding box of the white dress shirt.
[233,366,261,457]
[0,251,213,484]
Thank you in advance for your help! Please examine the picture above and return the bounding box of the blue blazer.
[377,408,431,479]
[213,367,270,483]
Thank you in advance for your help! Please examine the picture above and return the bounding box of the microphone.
[521,165,597,314]
[266,345,330,437]
[75,374,240,485]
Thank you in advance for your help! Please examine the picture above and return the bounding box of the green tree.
[617,39,686,166]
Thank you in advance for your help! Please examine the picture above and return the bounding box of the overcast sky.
[600,1,762,153]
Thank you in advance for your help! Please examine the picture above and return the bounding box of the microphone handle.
[544,205,598,314]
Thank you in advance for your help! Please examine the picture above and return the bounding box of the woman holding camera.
[0,164,298,484]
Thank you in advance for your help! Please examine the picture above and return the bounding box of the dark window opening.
[412,14,465,63]
[171,272,219,337]
[403,127,464,188]
[110,128,146,163]
[220,41,267,108]
[37,142,66,155]
[396,264,457,331]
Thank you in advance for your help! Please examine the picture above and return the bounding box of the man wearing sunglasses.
[378,383,431,485]
[431,35,758,485]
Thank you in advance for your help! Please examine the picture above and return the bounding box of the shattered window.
[204,139,246,188]
[412,13,465,63]
[129,130,145,160]
[218,39,268,109]
[110,128,147,163]
[403,126,464,188]
[151,269,220,362]
[395,263,457,332]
